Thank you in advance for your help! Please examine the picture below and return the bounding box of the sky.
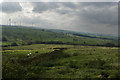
[0,1,118,35]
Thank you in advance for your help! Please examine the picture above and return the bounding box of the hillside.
[2,25,119,79]
[2,25,117,47]
[49,29,118,40]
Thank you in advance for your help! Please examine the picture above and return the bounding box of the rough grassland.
[2,44,119,79]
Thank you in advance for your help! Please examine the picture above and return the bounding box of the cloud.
[32,2,118,26]
[60,2,77,9]
[1,2,118,35]
[32,2,78,13]
[77,3,118,27]
[0,2,22,13]
[32,2,59,13]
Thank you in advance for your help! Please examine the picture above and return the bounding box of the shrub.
[105,43,115,47]
[11,42,18,46]
[2,37,8,41]
[68,60,79,69]
[57,67,71,75]
[85,58,106,69]
[35,51,39,53]
[73,53,78,56]
[113,72,120,79]
[100,72,110,79]
[27,42,32,45]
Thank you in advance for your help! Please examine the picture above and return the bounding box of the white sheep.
[27,54,30,56]
[27,53,32,57]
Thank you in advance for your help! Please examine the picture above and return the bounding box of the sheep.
[27,53,32,57]
[27,54,30,57]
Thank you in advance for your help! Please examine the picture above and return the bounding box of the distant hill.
[1,25,118,47]
[48,29,118,40]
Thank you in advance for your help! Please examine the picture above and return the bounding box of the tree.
[11,42,18,46]
[2,37,8,41]
[105,43,115,47]
[27,42,32,45]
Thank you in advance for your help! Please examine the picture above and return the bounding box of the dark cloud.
[60,2,76,9]
[32,2,77,13]
[77,2,118,27]
[1,2,118,35]
[0,2,22,13]
[32,2,59,13]
[78,2,117,8]
[32,2,117,25]
[55,8,72,14]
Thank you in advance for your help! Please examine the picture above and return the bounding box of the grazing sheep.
[27,53,32,57]
[27,54,30,56]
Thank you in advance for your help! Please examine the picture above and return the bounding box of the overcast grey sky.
[0,2,118,35]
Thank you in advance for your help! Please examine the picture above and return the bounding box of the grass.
[2,44,119,79]
[2,26,117,46]
[1,26,119,79]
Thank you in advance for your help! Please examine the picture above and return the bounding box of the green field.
[2,26,118,47]
[2,26,120,79]
[2,44,120,79]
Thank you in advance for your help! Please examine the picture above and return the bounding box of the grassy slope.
[2,26,119,79]
[2,26,116,46]
[2,44,119,78]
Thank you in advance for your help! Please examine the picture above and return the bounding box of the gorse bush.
[2,37,8,41]
[57,67,72,75]
[105,43,115,47]
[100,71,110,79]
[84,58,106,69]
[68,60,80,69]
[73,53,79,56]
[11,42,18,46]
